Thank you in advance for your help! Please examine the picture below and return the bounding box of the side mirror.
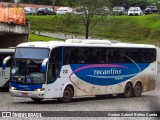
[2,56,12,70]
[41,58,48,73]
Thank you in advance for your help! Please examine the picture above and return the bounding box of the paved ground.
[0,67,159,120]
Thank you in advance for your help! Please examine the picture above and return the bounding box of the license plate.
[22,93,28,96]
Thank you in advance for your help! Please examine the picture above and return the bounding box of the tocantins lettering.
[94,68,121,75]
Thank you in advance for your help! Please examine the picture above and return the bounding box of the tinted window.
[48,47,62,83]
[63,47,156,65]
[108,48,156,63]
[63,47,78,64]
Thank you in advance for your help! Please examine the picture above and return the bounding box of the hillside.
[27,14,160,45]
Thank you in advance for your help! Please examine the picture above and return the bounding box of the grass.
[29,34,60,42]
[27,14,160,45]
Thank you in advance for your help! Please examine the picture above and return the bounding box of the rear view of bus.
[0,49,14,91]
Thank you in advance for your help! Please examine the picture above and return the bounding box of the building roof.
[0,2,64,11]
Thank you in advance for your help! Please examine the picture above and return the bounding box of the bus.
[2,39,157,102]
[0,49,15,91]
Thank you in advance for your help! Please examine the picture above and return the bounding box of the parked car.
[128,7,143,16]
[24,7,37,15]
[112,6,126,15]
[56,7,73,15]
[74,7,83,15]
[144,6,158,15]
[37,8,56,15]
[102,7,111,15]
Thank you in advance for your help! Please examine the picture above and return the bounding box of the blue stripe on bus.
[10,82,43,91]
[70,63,149,86]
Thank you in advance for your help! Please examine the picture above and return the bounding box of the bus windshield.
[11,59,46,84]
[15,48,49,60]
[11,48,49,84]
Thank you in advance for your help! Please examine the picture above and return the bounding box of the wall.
[0,22,29,48]
[0,34,28,48]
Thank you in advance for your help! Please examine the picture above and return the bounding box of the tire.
[133,82,142,97]
[58,86,73,103]
[31,98,43,102]
[0,87,9,92]
[107,94,113,98]
[123,83,133,98]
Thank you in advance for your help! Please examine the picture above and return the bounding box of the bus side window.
[48,63,56,82]
[77,48,91,64]
[92,48,103,63]
[64,54,70,65]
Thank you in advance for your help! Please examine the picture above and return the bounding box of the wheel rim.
[124,83,132,97]
[64,89,71,99]
[134,83,142,96]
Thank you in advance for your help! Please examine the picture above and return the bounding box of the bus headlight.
[34,88,45,92]
[10,86,16,90]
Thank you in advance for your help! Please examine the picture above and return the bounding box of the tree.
[55,0,76,7]
[147,0,160,10]
[109,0,128,7]
[75,0,111,39]
[126,0,147,9]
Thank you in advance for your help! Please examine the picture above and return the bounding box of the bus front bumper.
[10,89,45,98]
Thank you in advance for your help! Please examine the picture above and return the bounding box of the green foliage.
[27,14,160,45]
[29,34,58,42]
[2,0,76,6]
[55,0,76,7]
[147,0,160,10]
[75,0,111,38]
[109,0,148,9]
[19,0,53,5]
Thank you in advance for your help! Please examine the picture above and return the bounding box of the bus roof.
[16,40,156,49]
[0,48,15,53]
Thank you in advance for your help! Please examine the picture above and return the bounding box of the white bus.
[0,49,15,91]
[3,39,157,102]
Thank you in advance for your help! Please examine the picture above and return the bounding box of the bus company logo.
[19,85,28,88]
[93,68,121,75]
[69,64,147,87]
[18,85,30,90]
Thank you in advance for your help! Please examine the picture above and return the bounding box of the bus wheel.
[123,83,133,98]
[58,86,73,103]
[31,98,43,102]
[133,82,142,97]
[0,87,9,92]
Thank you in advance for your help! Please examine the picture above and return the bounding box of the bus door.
[46,47,62,97]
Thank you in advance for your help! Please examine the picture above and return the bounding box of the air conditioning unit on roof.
[65,39,112,45]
